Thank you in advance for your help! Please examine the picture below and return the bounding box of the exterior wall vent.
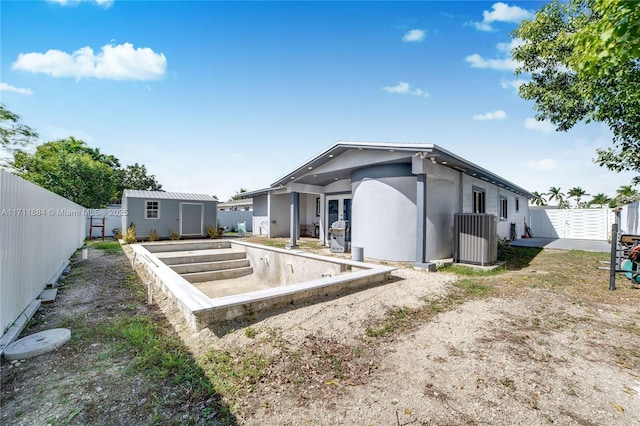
[454,213,498,266]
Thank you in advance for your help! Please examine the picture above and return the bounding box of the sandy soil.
[2,241,640,425]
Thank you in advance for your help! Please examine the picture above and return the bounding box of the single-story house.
[121,190,217,239]
[239,141,533,267]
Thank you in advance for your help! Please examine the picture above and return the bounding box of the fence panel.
[619,201,640,235]
[1,170,86,334]
[530,207,611,240]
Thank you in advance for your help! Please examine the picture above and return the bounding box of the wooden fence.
[0,170,86,334]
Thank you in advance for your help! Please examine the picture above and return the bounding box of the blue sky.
[1,0,635,203]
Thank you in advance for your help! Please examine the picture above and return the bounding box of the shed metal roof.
[122,189,217,202]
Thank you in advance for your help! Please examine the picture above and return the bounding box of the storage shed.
[121,190,217,240]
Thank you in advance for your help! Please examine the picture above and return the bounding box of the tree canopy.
[512,0,640,185]
[10,137,163,208]
[0,104,38,151]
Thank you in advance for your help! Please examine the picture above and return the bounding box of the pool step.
[143,240,232,253]
[182,266,254,283]
[170,258,250,274]
[155,248,246,266]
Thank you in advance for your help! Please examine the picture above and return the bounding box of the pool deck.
[510,238,610,253]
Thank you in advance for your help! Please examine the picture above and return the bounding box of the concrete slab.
[39,288,58,304]
[0,300,41,358]
[510,238,610,253]
[3,328,71,360]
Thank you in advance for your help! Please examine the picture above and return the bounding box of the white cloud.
[0,82,33,95]
[465,53,518,71]
[402,29,425,42]
[48,0,113,8]
[12,43,166,81]
[472,2,533,32]
[526,158,558,171]
[382,81,429,97]
[473,110,507,121]
[525,118,555,133]
[466,38,524,71]
[500,78,527,90]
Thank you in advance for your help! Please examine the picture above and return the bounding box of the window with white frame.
[145,200,160,219]
[500,196,508,220]
[473,187,486,213]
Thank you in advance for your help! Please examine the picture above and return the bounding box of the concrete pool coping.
[125,240,396,330]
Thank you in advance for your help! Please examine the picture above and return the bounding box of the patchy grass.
[88,240,122,254]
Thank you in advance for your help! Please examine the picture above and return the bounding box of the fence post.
[609,223,618,291]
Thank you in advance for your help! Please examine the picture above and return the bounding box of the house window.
[316,197,320,217]
[515,198,520,212]
[145,200,160,219]
[473,188,486,213]
[500,197,508,220]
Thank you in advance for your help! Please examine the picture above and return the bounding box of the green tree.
[11,138,163,208]
[113,163,163,203]
[614,184,640,206]
[567,186,589,208]
[512,0,640,185]
[1,104,38,162]
[530,191,548,206]
[11,138,115,207]
[588,192,611,208]
[546,186,566,207]
[230,188,248,201]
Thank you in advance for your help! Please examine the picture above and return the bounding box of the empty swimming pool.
[126,240,395,331]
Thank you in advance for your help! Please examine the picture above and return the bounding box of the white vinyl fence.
[618,201,640,235]
[85,205,124,239]
[530,207,615,240]
[218,210,253,232]
[1,170,86,334]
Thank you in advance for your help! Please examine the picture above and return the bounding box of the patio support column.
[413,166,436,271]
[286,191,300,249]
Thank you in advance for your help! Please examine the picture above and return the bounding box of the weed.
[500,377,516,390]
[244,326,257,339]
[453,279,494,297]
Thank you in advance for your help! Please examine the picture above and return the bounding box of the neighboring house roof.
[122,189,217,202]
[218,199,253,209]
[266,141,534,198]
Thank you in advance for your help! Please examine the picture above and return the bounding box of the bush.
[168,230,181,240]
[148,229,159,242]
[124,223,136,244]
[112,228,123,239]
[206,224,225,239]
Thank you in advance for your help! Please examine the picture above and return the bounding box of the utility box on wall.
[454,213,498,266]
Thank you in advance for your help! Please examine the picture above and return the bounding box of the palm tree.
[588,193,611,208]
[530,191,547,206]
[614,185,640,206]
[546,187,565,208]
[567,187,589,208]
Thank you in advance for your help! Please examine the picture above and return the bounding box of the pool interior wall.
[126,240,395,331]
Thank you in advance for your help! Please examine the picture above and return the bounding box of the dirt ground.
[2,239,640,425]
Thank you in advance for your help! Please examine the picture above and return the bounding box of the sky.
[1,0,636,204]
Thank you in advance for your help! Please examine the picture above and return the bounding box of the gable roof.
[122,189,217,202]
[269,141,534,198]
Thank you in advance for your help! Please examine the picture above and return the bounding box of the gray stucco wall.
[269,193,291,238]
[462,174,529,240]
[425,164,461,260]
[351,164,417,261]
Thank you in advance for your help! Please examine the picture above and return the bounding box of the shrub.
[206,223,225,239]
[148,229,159,242]
[124,223,136,244]
[112,228,123,239]
[168,230,181,240]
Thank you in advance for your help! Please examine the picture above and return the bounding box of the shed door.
[180,203,203,236]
